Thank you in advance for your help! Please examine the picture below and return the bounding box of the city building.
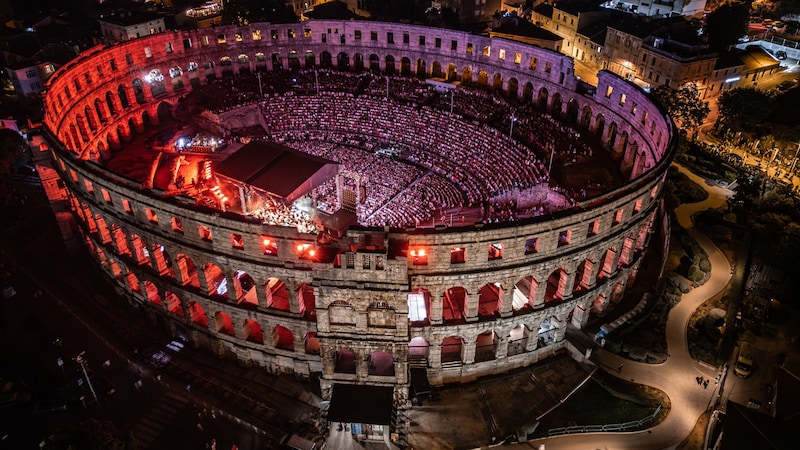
[601,0,708,18]
[98,11,167,44]
[531,0,611,61]
[39,18,675,446]
[3,59,56,95]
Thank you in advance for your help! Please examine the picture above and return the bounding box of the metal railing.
[547,405,662,436]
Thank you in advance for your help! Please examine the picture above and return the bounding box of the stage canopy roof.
[214,141,340,203]
[327,383,394,425]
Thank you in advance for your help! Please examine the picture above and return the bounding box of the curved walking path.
[511,163,735,449]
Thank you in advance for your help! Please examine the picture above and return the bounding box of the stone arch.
[611,281,625,303]
[220,55,233,69]
[415,58,426,78]
[523,82,534,101]
[176,254,200,288]
[337,51,350,70]
[550,92,563,117]
[606,122,618,149]
[304,50,315,68]
[593,114,605,137]
[157,101,172,122]
[353,53,364,72]
[596,247,617,283]
[369,54,380,71]
[110,224,131,256]
[130,234,151,266]
[573,259,594,293]
[334,348,357,373]
[144,280,161,306]
[265,277,290,311]
[443,287,467,323]
[544,268,568,303]
[234,269,257,308]
[431,61,443,78]
[512,275,538,312]
[507,77,519,98]
[441,336,464,365]
[580,105,592,129]
[117,85,129,109]
[320,51,332,68]
[272,325,294,352]
[491,73,502,91]
[188,301,208,326]
[401,57,411,76]
[165,291,184,317]
[385,55,395,74]
[368,351,395,376]
[408,288,431,325]
[507,324,530,356]
[304,332,320,354]
[537,87,549,110]
[461,66,472,85]
[565,99,579,124]
[243,319,264,344]
[591,293,609,315]
[408,337,429,364]
[475,330,497,362]
[203,262,227,298]
[93,99,106,124]
[132,78,146,105]
[270,53,283,70]
[616,130,629,157]
[477,70,489,88]
[538,316,561,346]
[105,91,117,114]
[126,271,140,294]
[146,69,166,97]
[298,283,316,321]
[214,311,235,336]
[478,282,503,319]
[446,63,457,81]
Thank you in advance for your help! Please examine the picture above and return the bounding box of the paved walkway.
[508,166,735,449]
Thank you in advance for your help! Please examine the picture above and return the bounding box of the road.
[505,164,734,450]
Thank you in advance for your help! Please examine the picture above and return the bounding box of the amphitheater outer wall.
[42,20,675,390]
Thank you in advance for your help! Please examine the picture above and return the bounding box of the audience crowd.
[188,69,614,228]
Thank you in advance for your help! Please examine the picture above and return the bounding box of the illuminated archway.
[443,287,467,323]
[188,301,208,326]
[265,278,289,311]
[368,351,395,376]
[214,311,235,336]
[243,319,264,344]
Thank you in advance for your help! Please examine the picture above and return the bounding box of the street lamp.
[788,141,800,175]
[75,351,98,403]
[509,116,517,138]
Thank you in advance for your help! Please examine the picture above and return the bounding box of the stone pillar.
[462,334,477,365]
[525,322,538,352]
[465,284,478,322]
[500,278,514,317]
[430,294,443,324]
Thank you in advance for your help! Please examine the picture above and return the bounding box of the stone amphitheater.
[39,18,676,445]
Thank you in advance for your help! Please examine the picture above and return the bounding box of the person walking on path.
[617,364,624,373]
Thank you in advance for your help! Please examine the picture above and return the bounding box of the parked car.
[32,401,67,414]
[91,375,116,396]
[777,80,794,91]
[775,50,788,60]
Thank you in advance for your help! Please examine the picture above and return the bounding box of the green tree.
[652,83,710,140]
[705,2,749,51]
[717,87,774,131]
[221,0,299,25]
[0,128,27,178]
